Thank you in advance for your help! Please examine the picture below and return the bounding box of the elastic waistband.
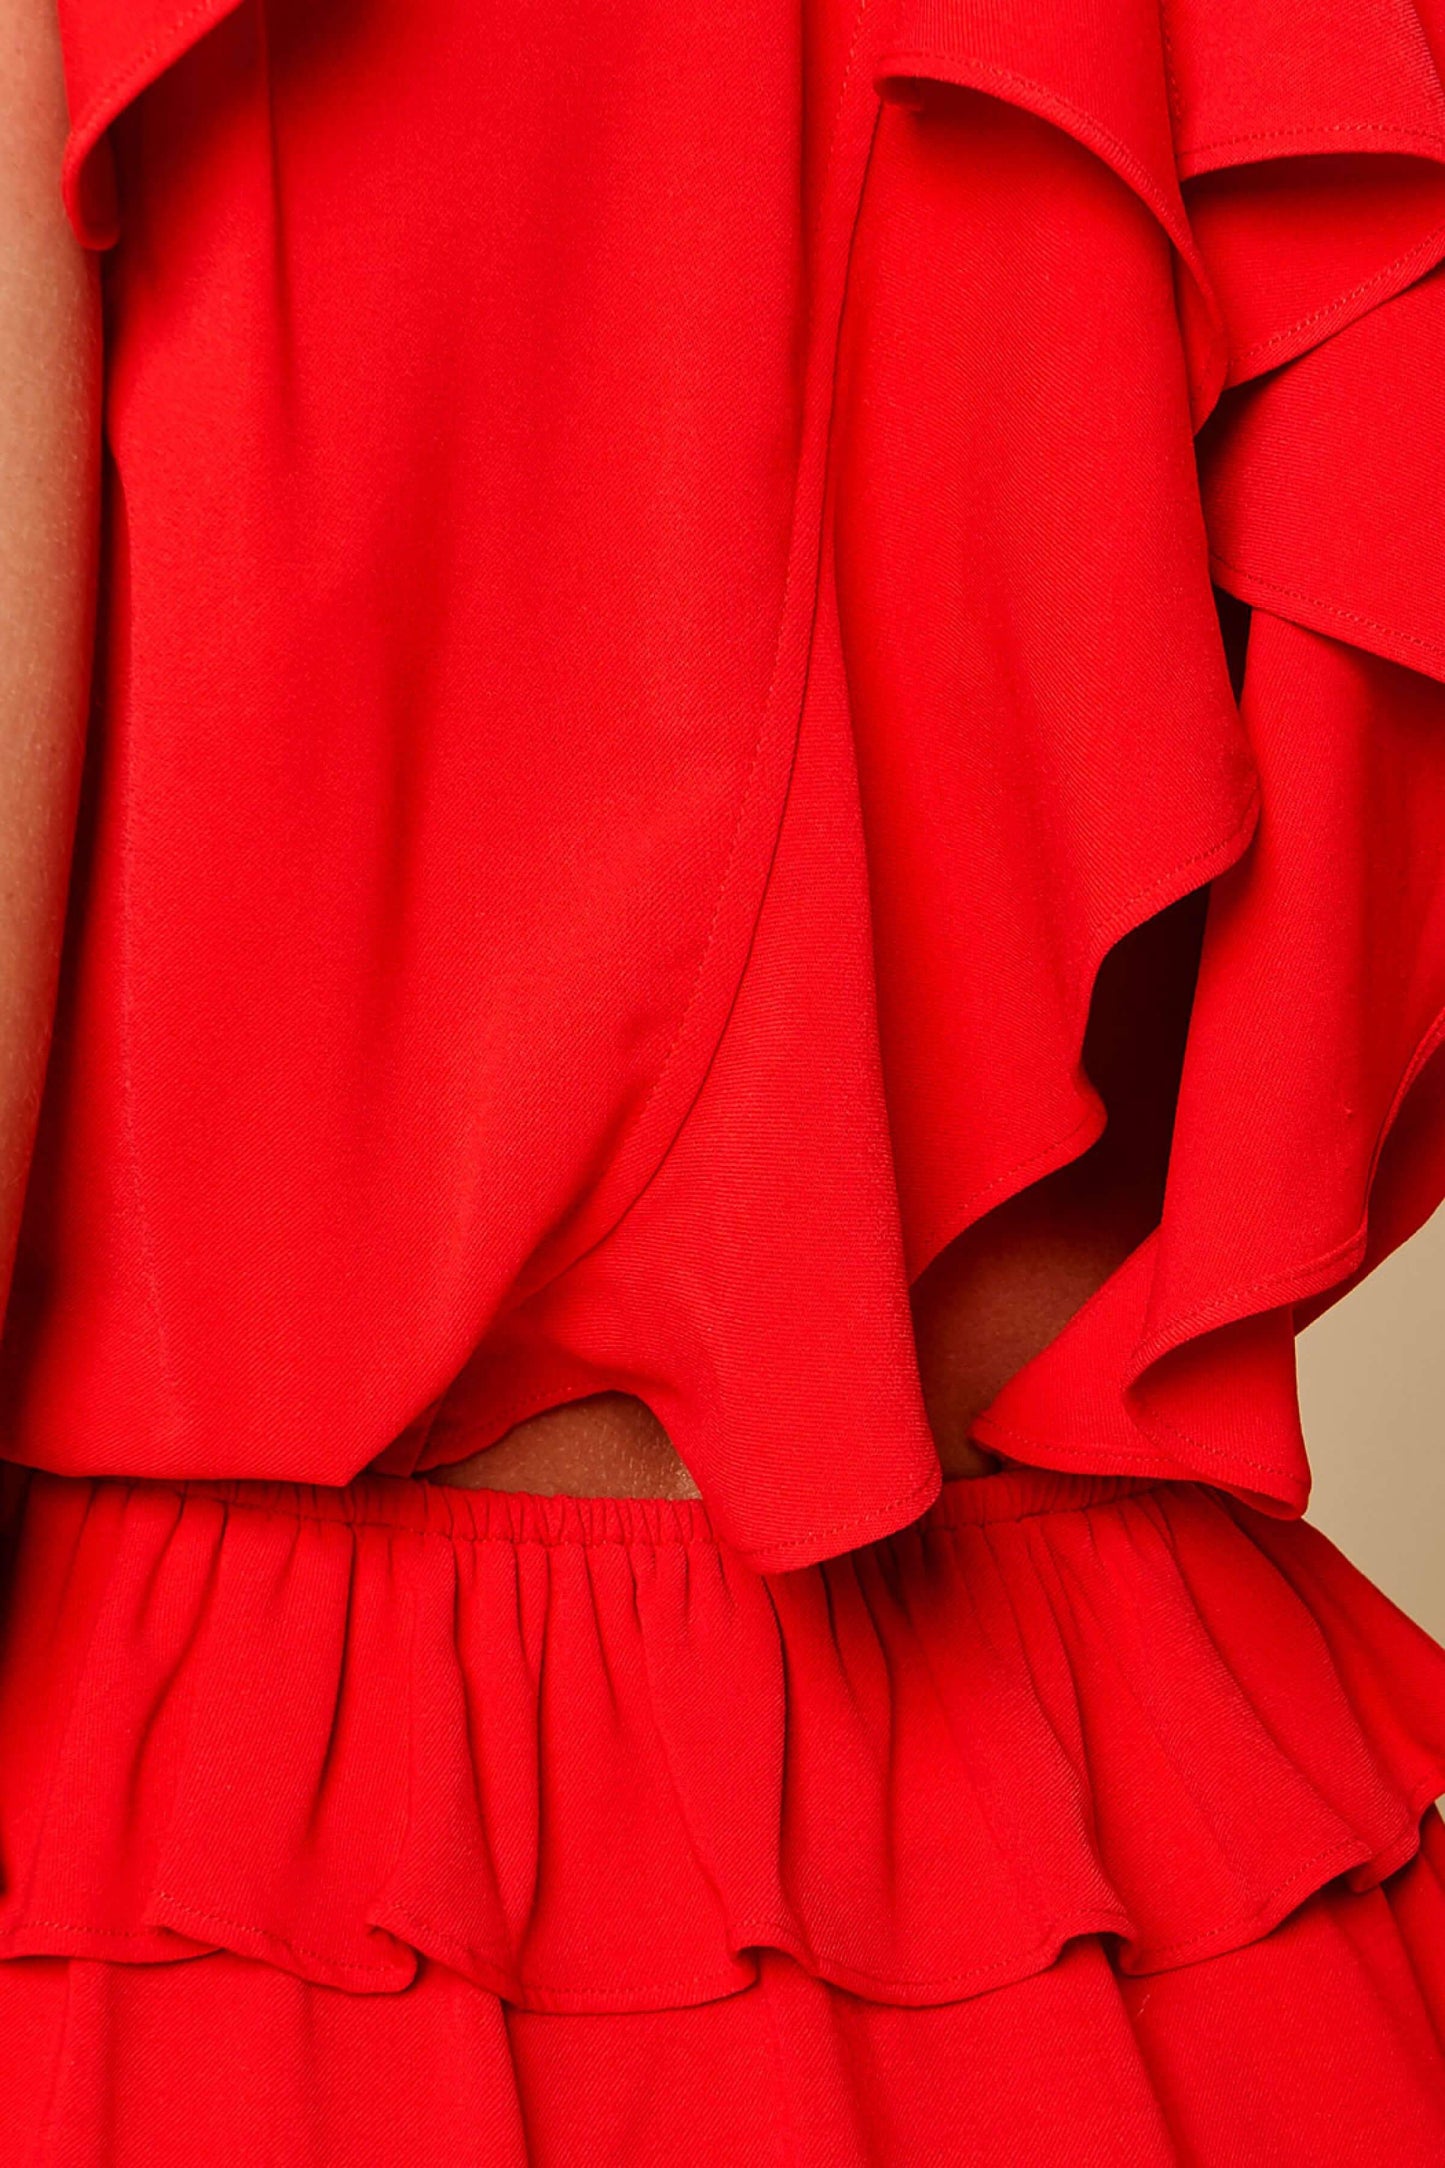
[3,1461,1166,1554]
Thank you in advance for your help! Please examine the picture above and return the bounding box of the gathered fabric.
[0,1459,1444,2159]
[0,1461,1442,2008]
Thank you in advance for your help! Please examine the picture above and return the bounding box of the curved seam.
[566,0,880,1206]
[358,1907,755,1999]
[152,1893,406,1981]
[737,1463,942,1561]
[874,50,1197,269]
[17,1812,1434,2005]
[1187,121,1445,158]
[974,1407,1298,1482]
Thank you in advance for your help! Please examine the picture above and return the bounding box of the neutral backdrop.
[1300,1206,1445,1642]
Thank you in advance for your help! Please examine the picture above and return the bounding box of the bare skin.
[0,0,99,1311]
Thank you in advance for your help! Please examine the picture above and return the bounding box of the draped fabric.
[10,0,1443,1567]
[4,0,1445,2154]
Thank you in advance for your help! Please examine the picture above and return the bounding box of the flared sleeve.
[843,0,1445,1513]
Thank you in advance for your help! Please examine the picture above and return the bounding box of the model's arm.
[0,0,100,1308]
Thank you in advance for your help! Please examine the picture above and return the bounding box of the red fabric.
[3,1461,1444,2005]
[3,1860,1445,2165]
[7,0,1443,1567]
[0,1462,1443,2158]
[6,1,1445,2151]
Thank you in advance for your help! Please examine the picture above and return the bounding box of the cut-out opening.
[419,1390,700,1502]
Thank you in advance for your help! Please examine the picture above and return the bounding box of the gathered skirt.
[0,1459,1443,2162]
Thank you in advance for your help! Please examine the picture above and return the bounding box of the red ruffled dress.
[2,0,1445,2155]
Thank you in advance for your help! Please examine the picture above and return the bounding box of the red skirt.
[0,1460,1443,2161]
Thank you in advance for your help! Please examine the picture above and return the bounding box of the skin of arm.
[0,0,99,1315]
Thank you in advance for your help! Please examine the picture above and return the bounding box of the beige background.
[1300,1207,1445,1643]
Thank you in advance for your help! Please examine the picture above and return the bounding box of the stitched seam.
[1158,7,1182,137]
[876,51,1190,256]
[150,1893,405,1980]
[1233,219,1445,364]
[378,1904,1122,1998]
[3,1920,195,1940]
[180,1806,1437,2001]
[973,1408,1297,1481]
[1188,122,1445,158]
[7,1813,1433,2005]
[1209,552,1445,662]
[683,1917,1126,1992]
[1122,1826,1428,1964]
[736,1464,942,1561]
[376,1907,752,2000]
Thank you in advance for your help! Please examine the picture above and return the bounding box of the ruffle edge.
[0,1464,1441,2013]
[843,0,1445,1520]
[56,0,247,248]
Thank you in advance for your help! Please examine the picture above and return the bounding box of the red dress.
[1,0,1445,2154]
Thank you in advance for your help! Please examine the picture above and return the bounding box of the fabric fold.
[975,256,1445,1510]
[1171,0,1445,382]
[57,0,247,247]
[871,0,1226,415]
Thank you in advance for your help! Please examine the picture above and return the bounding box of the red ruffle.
[837,0,1445,1520]
[2,1839,1445,2162]
[56,0,246,247]
[0,1464,1441,2014]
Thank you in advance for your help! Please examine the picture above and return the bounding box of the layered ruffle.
[0,1463,1441,2014]
[5,1840,1445,2163]
[834,0,1445,1519]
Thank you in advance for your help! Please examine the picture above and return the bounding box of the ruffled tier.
[4,1833,1445,2163]
[0,1463,1441,2015]
[830,0,1445,1518]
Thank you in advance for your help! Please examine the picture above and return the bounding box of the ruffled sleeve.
[842,0,1445,1513]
